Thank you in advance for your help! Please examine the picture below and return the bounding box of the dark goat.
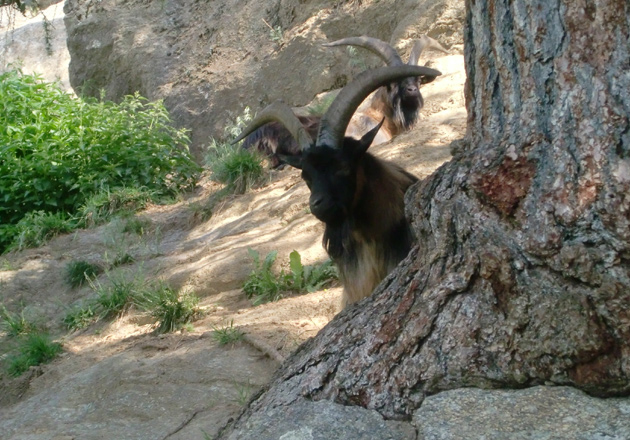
[240,35,445,168]
[233,65,434,307]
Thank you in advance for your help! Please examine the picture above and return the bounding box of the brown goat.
[240,35,445,168]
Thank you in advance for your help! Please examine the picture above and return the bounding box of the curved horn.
[323,36,403,66]
[408,35,450,66]
[231,101,313,152]
[317,65,441,148]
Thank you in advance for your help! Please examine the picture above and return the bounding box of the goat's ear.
[277,154,303,170]
[356,118,385,156]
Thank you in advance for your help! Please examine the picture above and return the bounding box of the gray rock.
[226,397,416,440]
[414,386,630,440]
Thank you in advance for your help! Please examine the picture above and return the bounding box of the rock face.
[414,386,630,440]
[0,0,71,90]
[62,0,465,158]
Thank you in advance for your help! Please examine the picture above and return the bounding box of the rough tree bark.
[221,0,630,432]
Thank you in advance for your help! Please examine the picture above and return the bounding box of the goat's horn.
[317,65,441,148]
[323,36,403,66]
[231,101,313,151]
[408,35,450,66]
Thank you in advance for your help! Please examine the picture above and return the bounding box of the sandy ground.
[0,49,466,439]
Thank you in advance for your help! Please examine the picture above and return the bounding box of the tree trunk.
[221,0,630,431]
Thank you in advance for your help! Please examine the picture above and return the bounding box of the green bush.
[0,69,201,252]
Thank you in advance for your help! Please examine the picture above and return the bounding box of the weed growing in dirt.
[78,187,155,228]
[205,107,267,194]
[65,260,102,288]
[5,332,62,377]
[63,271,203,333]
[243,249,338,305]
[62,303,97,331]
[205,140,264,194]
[0,305,36,337]
[212,320,244,346]
[134,282,203,333]
[8,211,76,252]
[233,380,253,406]
[122,216,152,236]
[0,258,17,271]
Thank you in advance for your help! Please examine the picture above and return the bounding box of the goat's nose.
[310,196,323,208]
[407,85,419,94]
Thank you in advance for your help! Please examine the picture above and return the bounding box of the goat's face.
[281,122,382,225]
[389,77,423,126]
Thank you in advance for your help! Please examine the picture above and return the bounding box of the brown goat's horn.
[323,36,404,66]
[231,101,313,151]
[407,35,450,66]
[318,65,441,148]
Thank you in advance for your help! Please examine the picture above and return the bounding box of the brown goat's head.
[324,35,448,132]
[232,65,439,225]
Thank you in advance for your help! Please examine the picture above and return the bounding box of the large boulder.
[63,0,465,158]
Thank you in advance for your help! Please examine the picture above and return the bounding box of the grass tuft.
[65,260,102,288]
[6,332,63,377]
[212,320,244,346]
[0,305,36,336]
[135,282,203,334]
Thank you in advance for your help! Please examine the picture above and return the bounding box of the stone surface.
[414,386,630,440]
[226,397,417,440]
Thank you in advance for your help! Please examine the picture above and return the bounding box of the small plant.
[135,283,203,333]
[186,200,214,224]
[63,304,97,330]
[0,258,17,271]
[262,18,284,45]
[5,332,63,377]
[212,320,244,346]
[91,274,139,319]
[205,140,264,194]
[0,305,36,336]
[233,380,253,406]
[78,187,155,228]
[9,211,75,251]
[243,249,285,304]
[243,249,338,305]
[307,92,337,116]
[122,216,152,236]
[65,260,102,288]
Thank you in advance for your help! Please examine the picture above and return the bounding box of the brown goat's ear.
[278,154,303,170]
[356,118,385,156]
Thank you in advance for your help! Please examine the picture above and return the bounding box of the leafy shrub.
[5,332,63,377]
[0,69,201,252]
[243,249,338,305]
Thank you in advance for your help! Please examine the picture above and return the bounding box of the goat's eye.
[335,169,351,179]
